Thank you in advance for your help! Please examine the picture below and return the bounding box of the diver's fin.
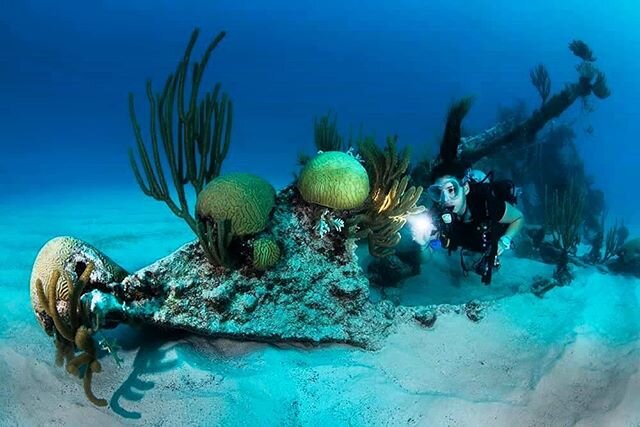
[439,96,474,163]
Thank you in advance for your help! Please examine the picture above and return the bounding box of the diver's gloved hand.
[439,233,452,249]
[429,238,443,250]
[497,235,512,256]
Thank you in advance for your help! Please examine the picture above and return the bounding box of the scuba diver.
[427,98,525,285]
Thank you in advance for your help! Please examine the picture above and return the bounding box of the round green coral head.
[252,238,281,270]
[297,151,370,210]
[196,173,276,236]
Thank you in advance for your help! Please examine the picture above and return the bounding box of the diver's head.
[428,160,470,215]
[428,175,468,214]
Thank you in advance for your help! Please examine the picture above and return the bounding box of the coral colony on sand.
[30,29,627,407]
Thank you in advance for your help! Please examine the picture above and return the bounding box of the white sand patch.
[1,188,639,425]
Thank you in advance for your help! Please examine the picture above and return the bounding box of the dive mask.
[427,178,463,203]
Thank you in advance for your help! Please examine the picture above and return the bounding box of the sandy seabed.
[1,189,638,426]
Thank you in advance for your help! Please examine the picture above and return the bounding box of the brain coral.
[196,173,276,236]
[30,236,128,335]
[297,151,370,210]
[252,238,281,270]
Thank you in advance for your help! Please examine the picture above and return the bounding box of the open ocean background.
[2,0,639,223]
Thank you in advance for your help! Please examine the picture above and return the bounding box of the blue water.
[2,0,639,221]
[2,1,640,425]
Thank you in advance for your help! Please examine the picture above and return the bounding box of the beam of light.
[406,211,436,246]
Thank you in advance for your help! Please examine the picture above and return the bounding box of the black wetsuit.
[438,182,511,284]
[440,182,508,253]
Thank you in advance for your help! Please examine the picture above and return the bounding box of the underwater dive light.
[406,211,436,246]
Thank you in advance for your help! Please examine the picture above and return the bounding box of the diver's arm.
[499,203,524,238]
[497,203,524,253]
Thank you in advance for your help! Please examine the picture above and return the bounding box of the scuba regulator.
[427,205,454,251]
